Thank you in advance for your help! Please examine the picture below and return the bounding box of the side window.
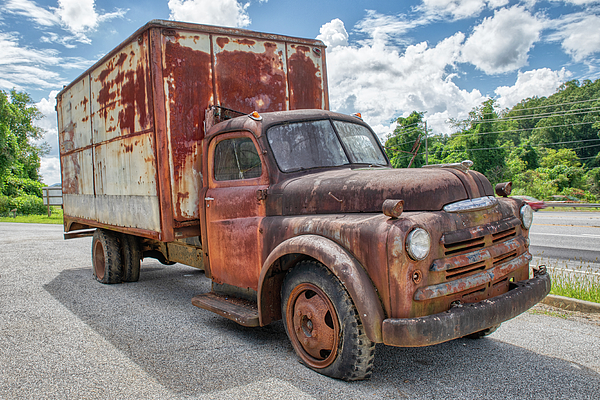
[214,137,262,181]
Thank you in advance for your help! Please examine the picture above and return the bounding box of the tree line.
[0,89,48,215]
[385,79,600,201]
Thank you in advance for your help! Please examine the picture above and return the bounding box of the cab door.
[204,131,269,290]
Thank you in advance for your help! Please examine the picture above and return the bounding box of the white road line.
[530,232,600,239]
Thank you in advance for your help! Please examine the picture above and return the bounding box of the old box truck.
[57,20,550,380]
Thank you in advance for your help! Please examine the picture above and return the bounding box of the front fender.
[258,234,385,343]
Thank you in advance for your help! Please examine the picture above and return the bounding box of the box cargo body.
[57,20,328,242]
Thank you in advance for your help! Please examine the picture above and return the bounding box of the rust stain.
[216,37,229,48]
[164,39,212,219]
[122,143,134,153]
[215,45,286,113]
[234,38,256,46]
[176,192,190,219]
[288,47,322,110]
[81,96,89,112]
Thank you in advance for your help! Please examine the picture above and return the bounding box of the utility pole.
[424,121,428,165]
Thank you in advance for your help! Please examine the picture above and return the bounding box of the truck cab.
[190,109,550,380]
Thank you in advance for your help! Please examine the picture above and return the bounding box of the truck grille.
[414,217,530,302]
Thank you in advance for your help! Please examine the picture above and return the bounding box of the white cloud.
[56,0,100,33]
[316,18,348,48]
[354,10,428,47]
[0,32,64,90]
[4,0,126,45]
[420,0,509,20]
[494,68,571,109]
[167,0,251,28]
[36,90,61,185]
[4,0,59,27]
[461,6,543,74]
[39,156,61,186]
[548,14,600,62]
[321,16,485,138]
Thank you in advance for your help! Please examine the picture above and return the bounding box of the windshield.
[267,119,387,172]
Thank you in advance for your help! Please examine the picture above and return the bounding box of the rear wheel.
[92,229,122,284]
[121,234,141,282]
[282,260,375,381]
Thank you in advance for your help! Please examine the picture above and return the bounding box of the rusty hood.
[273,167,493,215]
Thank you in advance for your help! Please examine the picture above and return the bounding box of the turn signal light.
[382,199,404,218]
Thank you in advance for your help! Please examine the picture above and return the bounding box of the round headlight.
[520,204,533,230]
[406,228,431,260]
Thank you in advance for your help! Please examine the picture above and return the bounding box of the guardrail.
[42,186,63,217]
[544,201,600,209]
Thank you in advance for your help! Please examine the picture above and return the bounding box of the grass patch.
[529,309,570,319]
[547,265,600,304]
[0,207,63,224]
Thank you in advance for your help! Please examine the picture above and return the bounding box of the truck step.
[191,292,260,327]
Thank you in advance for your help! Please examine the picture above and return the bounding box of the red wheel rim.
[286,282,340,368]
[93,240,105,280]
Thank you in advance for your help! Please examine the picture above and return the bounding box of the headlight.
[406,228,431,260]
[520,204,533,230]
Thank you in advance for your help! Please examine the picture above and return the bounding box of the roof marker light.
[249,111,262,121]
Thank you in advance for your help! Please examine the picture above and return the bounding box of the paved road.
[529,211,600,273]
[1,222,600,399]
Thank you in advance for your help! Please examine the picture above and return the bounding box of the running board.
[191,292,260,327]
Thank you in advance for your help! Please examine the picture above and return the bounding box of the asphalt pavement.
[529,210,600,273]
[1,222,599,399]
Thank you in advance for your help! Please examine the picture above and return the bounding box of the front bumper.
[382,268,551,347]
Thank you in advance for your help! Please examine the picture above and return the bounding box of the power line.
[487,106,600,123]
[475,97,600,118]
[393,139,600,160]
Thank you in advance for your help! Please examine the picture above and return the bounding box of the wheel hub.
[287,283,340,368]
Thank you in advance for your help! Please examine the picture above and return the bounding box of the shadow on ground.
[45,263,600,399]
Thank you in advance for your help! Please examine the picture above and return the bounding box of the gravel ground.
[1,222,599,399]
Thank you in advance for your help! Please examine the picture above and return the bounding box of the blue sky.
[1,0,599,184]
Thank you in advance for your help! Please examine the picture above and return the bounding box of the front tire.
[282,260,375,381]
[92,229,122,284]
[465,324,500,339]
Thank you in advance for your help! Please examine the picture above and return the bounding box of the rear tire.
[121,234,141,282]
[92,229,122,284]
[282,260,375,381]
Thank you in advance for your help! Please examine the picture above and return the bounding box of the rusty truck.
[57,20,551,381]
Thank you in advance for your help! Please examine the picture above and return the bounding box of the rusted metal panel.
[431,236,526,272]
[414,252,532,301]
[287,43,326,110]
[214,36,288,113]
[274,168,469,213]
[162,30,213,221]
[382,270,551,347]
[58,77,92,155]
[58,20,329,242]
[58,75,94,203]
[91,32,153,142]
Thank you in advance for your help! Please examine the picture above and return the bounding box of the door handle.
[204,197,214,201]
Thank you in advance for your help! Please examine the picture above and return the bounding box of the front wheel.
[282,260,375,381]
[465,324,500,339]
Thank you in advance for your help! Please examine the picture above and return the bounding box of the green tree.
[385,111,428,168]
[0,89,48,214]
